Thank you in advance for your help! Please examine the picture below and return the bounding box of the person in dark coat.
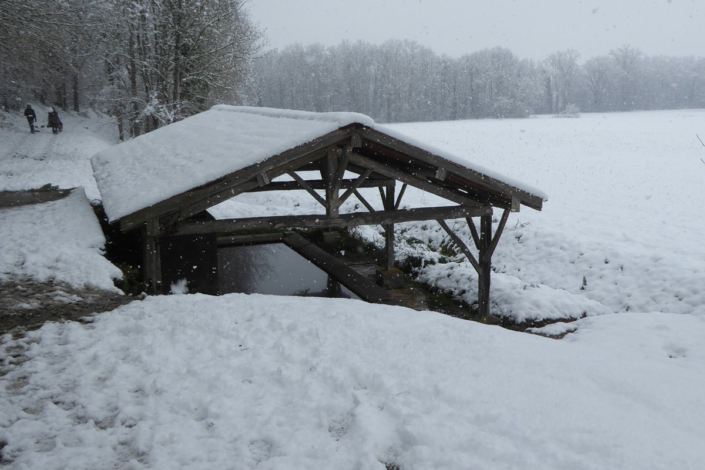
[47,107,62,134]
[24,105,37,133]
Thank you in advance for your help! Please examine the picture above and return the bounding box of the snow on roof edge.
[372,123,548,202]
[211,105,376,128]
[215,106,547,201]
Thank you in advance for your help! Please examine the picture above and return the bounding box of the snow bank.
[0,189,122,291]
[2,295,705,469]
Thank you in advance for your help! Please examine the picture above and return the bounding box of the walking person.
[24,105,37,133]
[47,107,62,134]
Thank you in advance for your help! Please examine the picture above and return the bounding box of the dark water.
[218,243,360,299]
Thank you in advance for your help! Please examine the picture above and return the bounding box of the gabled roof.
[92,106,546,229]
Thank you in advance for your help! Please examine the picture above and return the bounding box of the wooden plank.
[348,151,487,209]
[281,233,391,302]
[435,167,447,181]
[0,188,73,209]
[119,128,352,231]
[287,171,327,207]
[358,128,543,210]
[437,219,481,275]
[173,205,491,236]
[484,208,510,262]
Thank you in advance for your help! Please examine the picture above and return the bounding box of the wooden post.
[143,218,162,295]
[384,186,395,270]
[478,214,492,318]
[323,149,339,217]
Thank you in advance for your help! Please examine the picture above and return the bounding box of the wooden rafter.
[348,151,486,209]
[358,127,543,210]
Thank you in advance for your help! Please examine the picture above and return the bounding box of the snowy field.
[2,108,705,468]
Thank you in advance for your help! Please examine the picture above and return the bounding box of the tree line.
[1,0,263,139]
[256,40,705,122]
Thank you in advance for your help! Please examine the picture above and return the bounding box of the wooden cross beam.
[172,204,491,236]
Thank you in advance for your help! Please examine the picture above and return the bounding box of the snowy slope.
[0,107,118,201]
[2,294,704,469]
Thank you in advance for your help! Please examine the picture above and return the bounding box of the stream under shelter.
[92,106,546,317]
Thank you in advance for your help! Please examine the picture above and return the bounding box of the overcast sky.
[247,0,703,61]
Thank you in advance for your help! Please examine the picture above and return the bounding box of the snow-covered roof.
[92,106,546,223]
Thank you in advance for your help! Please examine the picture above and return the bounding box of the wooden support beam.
[354,190,376,213]
[394,183,407,210]
[437,219,481,275]
[332,146,352,196]
[143,218,163,294]
[466,216,481,250]
[283,233,390,302]
[287,171,327,207]
[348,151,486,209]
[323,148,340,217]
[435,167,447,181]
[484,208,510,262]
[338,169,374,206]
[384,186,395,270]
[173,204,490,236]
[478,214,493,318]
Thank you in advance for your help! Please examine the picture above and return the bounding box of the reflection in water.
[218,243,360,299]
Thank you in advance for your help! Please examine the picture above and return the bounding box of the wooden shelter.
[92,106,545,317]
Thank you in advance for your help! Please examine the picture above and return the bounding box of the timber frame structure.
[103,111,544,318]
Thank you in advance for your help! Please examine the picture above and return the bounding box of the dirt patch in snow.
[0,278,138,336]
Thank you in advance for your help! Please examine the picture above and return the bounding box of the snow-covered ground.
[2,295,705,469]
[2,108,705,468]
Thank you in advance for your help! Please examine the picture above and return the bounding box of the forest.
[256,41,705,122]
[3,0,705,135]
[1,0,263,138]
